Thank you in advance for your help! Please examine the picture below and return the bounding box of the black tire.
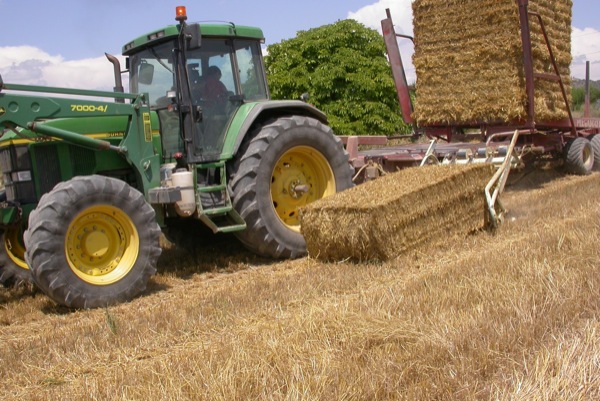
[24,175,161,309]
[564,137,594,175]
[590,135,600,171]
[0,226,32,287]
[229,115,353,258]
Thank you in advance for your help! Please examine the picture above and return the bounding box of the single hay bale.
[300,164,495,262]
[412,0,572,125]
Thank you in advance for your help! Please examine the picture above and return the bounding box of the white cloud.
[0,46,125,91]
[348,0,413,36]
[571,27,600,80]
[348,0,415,83]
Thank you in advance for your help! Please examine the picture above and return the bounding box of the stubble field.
[1,168,599,400]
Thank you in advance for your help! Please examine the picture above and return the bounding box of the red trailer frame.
[347,0,600,182]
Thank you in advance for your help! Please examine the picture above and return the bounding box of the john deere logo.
[0,107,5,117]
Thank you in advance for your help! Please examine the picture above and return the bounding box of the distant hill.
[571,77,600,90]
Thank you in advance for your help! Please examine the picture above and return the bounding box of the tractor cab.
[124,6,269,163]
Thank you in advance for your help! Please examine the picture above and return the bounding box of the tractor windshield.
[129,38,268,161]
[129,41,176,108]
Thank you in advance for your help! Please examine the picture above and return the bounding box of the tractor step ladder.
[196,162,246,234]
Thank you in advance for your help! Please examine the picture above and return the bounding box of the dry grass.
[0,169,599,400]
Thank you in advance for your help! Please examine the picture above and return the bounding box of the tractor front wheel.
[0,226,32,287]
[24,175,161,308]
[229,116,353,258]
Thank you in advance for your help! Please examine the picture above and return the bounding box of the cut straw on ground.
[1,171,599,400]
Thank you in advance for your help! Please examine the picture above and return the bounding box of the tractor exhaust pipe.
[105,53,125,103]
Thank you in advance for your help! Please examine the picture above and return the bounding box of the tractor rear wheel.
[0,226,32,287]
[24,175,161,308]
[564,137,594,175]
[229,115,353,258]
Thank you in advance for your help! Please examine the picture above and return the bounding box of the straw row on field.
[411,0,572,125]
[300,164,495,262]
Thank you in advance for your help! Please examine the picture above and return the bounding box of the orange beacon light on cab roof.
[176,6,187,22]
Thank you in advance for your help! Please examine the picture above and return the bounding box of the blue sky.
[0,0,599,89]
[1,0,377,60]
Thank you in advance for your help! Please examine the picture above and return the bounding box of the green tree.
[265,19,410,136]
[572,86,600,110]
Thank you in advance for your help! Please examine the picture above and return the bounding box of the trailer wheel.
[590,135,600,171]
[229,115,353,258]
[0,226,32,287]
[24,175,161,308]
[564,137,594,175]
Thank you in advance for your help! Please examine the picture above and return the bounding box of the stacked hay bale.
[300,164,494,262]
[411,0,572,125]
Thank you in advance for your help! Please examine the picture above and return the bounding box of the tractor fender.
[223,100,329,159]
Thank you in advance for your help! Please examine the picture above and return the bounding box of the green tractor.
[0,7,353,308]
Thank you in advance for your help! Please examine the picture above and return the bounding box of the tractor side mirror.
[138,62,155,85]
[184,24,201,50]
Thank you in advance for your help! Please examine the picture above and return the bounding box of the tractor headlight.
[11,170,32,182]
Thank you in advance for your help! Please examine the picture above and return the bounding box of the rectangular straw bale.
[411,0,572,125]
[300,164,495,262]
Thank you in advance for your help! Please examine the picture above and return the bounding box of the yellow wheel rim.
[271,146,336,232]
[4,226,28,270]
[583,144,593,169]
[66,205,139,285]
